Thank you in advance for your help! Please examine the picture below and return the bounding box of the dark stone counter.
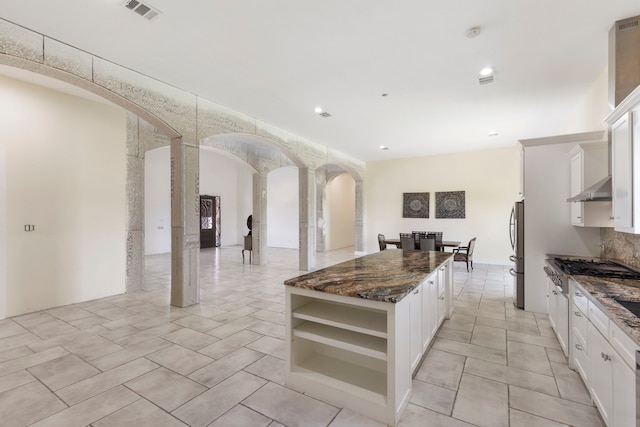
[570,275,640,345]
[284,250,453,303]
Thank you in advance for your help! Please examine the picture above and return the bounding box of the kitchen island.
[284,250,454,426]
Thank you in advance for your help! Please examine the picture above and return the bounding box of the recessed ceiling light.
[480,67,493,76]
[465,26,481,38]
[314,106,323,114]
[488,130,499,136]
[379,145,389,150]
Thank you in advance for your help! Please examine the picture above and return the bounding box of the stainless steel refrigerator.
[509,201,524,309]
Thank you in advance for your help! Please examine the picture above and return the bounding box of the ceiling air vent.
[479,75,495,85]
[319,112,332,118]
[618,20,638,31]
[124,0,161,20]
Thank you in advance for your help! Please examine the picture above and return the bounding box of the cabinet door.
[428,277,438,338]
[409,287,422,372]
[555,292,568,357]
[588,324,612,426]
[436,267,446,325]
[548,279,558,331]
[421,281,432,352]
[612,353,635,427]
[570,302,589,384]
[570,151,584,225]
[612,112,633,230]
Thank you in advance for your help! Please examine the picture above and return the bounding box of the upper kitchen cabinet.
[567,142,613,227]
[605,86,640,234]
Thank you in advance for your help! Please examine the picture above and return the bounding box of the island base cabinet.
[285,286,412,426]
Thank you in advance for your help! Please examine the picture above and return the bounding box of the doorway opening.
[200,195,221,248]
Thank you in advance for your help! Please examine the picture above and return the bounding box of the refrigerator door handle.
[509,206,515,250]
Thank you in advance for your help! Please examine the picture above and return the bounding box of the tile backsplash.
[601,228,640,269]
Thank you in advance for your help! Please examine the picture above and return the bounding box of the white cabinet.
[285,256,454,426]
[568,281,640,427]
[569,148,584,225]
[436,265,447,326]
[408,286,422,373]
[422,276,437,353]
[547,277,568,356]
[611,344,636,427]
[518,145,524,198]
[588,323,612,426]
[567,143,612,227]
[605,85,640,233]
[570,296,589,384]
[611,112,633,231]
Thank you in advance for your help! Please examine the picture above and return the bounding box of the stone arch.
[315,163,365,253]
[0,18,366,314]
[199,133,308,267]
[0,56,197,308]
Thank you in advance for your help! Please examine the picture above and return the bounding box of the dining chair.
[412,231,427,246]
[427,231,443,250]
[378,234,387,251]
[419,237,436,251]
[399,233,415,250]
[453,237,476,271]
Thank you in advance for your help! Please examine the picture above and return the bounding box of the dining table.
[384,238,461,251]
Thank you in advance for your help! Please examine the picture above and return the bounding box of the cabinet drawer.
[572,327,589,384]
[572,282,589,315]
[588,302,609,337]
[609,321,639,370]
[572,303,588,344]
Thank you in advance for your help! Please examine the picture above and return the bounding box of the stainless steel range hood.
[566,15,637,204]
[609,15,640,108]
[567,175,612,202]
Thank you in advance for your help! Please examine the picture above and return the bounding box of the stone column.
[125,113,145,292]
[299,168,316,271]
[315,168,327,252]
[170,137,200,307]
[354,180,365,254]
[252,172,267,265]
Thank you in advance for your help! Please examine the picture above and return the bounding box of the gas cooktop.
[553,258,640,280]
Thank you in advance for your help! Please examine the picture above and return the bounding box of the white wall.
[144,147,171,253]
[199,149,254,242]
[523,142,601,313]
[0,74,127,318]
[144,147,254,253]
[267,167,299,248]
[365,147,519,263]
[563,66,610,134]
[0,145,6,319]
[326,173,355,250]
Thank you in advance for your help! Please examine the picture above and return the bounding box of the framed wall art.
[436,191,465,218]
[403,192,430,218]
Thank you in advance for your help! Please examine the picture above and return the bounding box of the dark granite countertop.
[570,275,640,344]
[284,250,453,303]
[548,253,640,344]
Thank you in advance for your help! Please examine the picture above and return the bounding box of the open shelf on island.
[292,299,387,338]
[293,321,387,360]
[292,352,387,405]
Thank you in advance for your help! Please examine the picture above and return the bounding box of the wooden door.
[200,195,220,248]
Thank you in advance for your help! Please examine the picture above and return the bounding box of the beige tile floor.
[0,246,605,427]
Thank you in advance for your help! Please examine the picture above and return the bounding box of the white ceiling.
[1,0,639,161]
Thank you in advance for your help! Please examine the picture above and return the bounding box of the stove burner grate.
[553,258,640,280]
